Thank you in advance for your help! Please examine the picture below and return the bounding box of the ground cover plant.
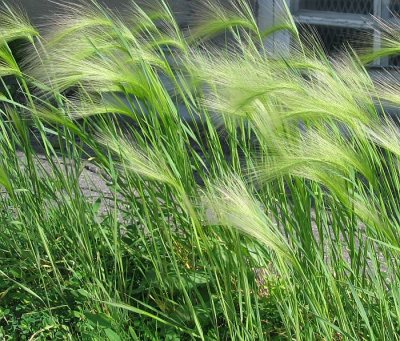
[2,0,400,339]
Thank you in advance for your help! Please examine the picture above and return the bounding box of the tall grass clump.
[2,0,400,339]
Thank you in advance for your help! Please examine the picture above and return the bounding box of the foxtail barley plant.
[2,0,400,339]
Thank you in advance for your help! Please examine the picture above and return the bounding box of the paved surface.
[14,151,117,214]
[11,151,388,272]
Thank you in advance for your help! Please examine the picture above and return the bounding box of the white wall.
[258,0,293,55]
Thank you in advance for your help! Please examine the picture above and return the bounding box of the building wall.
[14,0,131,23]
[13,0,258,28]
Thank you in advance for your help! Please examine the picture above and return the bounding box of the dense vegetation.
[2,0,400,339]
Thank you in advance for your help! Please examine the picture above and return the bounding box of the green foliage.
[2,0,400,339]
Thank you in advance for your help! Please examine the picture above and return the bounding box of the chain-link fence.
[299,0,373,14]
[390,0,400,15]
[298,24,372,56]
[296,0,400,66]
